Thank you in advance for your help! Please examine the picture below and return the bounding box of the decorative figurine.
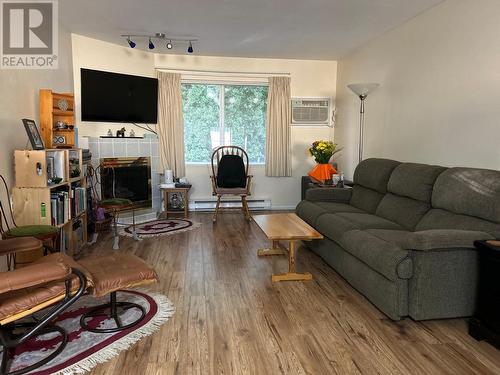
[107,129,113,136]
[116,127,126,137]
[129,129,136,137]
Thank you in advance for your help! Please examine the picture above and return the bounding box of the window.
[182,83,268,163]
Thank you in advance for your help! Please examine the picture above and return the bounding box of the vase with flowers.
[308,140,341,183]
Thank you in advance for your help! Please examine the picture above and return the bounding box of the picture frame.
[22,118,45,150]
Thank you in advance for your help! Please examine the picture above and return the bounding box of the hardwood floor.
[83,212,500,375]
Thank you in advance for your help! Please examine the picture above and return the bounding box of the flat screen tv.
[81,68,158,123]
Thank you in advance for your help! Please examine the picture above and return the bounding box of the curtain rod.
[155,67,291,76]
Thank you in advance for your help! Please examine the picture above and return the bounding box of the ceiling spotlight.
[148,38,155,49]
[127,37,136,48]
[166,40,173,49]
[187,41,193,54]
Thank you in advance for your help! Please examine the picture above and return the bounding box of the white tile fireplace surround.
[87,136,160,222]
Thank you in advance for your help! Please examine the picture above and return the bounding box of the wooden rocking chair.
[210,146,252,222]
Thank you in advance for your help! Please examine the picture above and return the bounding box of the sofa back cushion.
[387,163,446,202]
[376,194,430,230]
[416,209,500,238]
[432,167,500,223]
[353,158,401,193]
[350,158,400,213]
[350,185,384,213]
[375,163,446,230]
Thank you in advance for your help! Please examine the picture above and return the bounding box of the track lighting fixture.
[121,33,198,53]
[127,37,136,48]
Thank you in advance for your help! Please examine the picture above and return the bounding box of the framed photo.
[22,119,45,150]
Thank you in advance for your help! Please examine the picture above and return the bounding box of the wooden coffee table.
[253,213,323,282]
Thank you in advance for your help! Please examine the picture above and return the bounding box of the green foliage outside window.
[182,83,268,163]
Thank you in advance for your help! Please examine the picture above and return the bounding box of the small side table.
[301,176,353,200]
[469,239,500,348]
[160,187,190,218]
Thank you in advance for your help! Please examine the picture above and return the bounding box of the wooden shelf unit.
[13,148,87,257]
[39,89,75,149]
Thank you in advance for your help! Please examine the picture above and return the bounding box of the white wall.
[0,25,74,188]
[335,0,500,178]
[0,25,74,271]
[72,34,337,208]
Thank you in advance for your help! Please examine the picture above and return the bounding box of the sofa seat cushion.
[336,212,404,231]
[366,228,494,251]
[315,212,403,243]
[315,213,360,241]
[296,200,328,226]
[315,202,365,214]
[296,200,364,226]
[338,230,412,281]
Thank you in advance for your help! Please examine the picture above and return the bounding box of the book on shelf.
[71,186,87,217]
[50,191,70,225]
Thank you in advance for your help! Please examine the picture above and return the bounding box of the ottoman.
[78,254,158,333]
[34,253,158,333]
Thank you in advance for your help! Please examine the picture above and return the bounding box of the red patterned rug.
[2,290,174,375]
[121,218,200,239]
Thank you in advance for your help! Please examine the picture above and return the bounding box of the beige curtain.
[265,76,292,177]
[157,71,185,177]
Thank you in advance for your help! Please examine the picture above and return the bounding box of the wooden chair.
[210,146,252,222]
[87,164,138,250]
[0,175,59,269]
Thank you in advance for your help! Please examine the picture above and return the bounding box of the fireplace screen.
[100,157,152,208]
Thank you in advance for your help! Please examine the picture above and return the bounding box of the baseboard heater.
[191,198,271,211]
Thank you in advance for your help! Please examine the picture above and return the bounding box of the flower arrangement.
[308,140,341,164]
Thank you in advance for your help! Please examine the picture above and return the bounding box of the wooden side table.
[161,187,190,218]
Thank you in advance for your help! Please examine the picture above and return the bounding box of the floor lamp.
[347,83,379,164]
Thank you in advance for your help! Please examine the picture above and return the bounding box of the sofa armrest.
[407,229,493,251]
[0,262,70,294]
[305,187,352,203]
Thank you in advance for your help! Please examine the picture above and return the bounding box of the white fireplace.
[87,136,161,221]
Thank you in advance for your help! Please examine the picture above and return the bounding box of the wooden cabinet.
[39,89,75,149]
[13,148,87,257]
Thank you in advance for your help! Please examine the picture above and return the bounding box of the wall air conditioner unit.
[291,98,331,126]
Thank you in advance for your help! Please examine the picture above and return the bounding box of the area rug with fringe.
[120,218,200,239]
[4,290,174,375]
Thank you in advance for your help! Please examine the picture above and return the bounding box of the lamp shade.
[347,83,379,97]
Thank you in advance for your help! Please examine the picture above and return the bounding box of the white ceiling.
[61,0,443,60]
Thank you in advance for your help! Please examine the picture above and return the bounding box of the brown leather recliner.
[0,239,158,375]
[0,238,87,375]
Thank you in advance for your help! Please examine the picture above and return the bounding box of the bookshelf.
[12,148,87,257]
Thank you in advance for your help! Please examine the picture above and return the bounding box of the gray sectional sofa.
[296,158,500,320]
